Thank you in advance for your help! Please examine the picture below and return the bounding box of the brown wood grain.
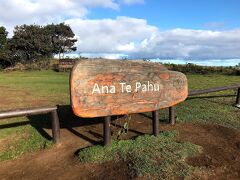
[70,59,188,118]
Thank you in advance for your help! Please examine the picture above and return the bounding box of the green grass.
[187,74,240,90]
[176,97,240,129]
[150,74,240,129]
[0,116,52,161]
[0,122,52,161]
[79,130,202,179]
[0,71,239,163]
[0,70,68,161]
[0,70,69,110]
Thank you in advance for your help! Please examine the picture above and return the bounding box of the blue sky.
[89,0,240,30]
[0,0,240,66]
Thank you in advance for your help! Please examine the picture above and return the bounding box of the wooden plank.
[70,59,188,118]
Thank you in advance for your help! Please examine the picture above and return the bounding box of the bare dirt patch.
[0,113,240,179]
[0,86,55,111]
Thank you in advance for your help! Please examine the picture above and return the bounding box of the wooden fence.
[0,84,239,145]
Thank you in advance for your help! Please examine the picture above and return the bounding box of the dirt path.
[0,114,240,179]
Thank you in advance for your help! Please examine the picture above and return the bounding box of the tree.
[0,26,8,49]
[45,23,77,59]
[8,23,77,63]
[8,24,53,62]
[0,26,11,68]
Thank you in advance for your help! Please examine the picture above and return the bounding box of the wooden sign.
[70,59,188,118]
[58,59,76,71]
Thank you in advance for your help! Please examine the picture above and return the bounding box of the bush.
[4,63,26,71]
[165,63,239,75]
[2,58,58,71]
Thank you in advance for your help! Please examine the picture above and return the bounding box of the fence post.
[104,116,111,146]
[51,110,60,144]
[152,110,159,136]
[169,106,175,125]
[236,88,240,108]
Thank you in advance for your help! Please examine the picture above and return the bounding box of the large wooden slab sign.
[70,59,188,118]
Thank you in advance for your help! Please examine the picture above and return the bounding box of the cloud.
[0,0,85,23]
[116,42,135,52]
[0,0,144,36]
[78,0,119,9]
[152,59,240,67]
[80,53,128,59]
[120,0,144,5]
[203,21,227,30]
[65,17,240,60]
[65,16,158,53]
[131,28,240,60]
[0,0,240,62]
[0,0,86,35]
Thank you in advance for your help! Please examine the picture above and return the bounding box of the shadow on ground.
[22,105,154,146]
[1,93,237,146]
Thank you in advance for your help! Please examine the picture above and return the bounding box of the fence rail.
[188,84,240,96]
[0,84,239,146]
[188,83,240,106]
[0,106,60,144]
[168,83,240,127]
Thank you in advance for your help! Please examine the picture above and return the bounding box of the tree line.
[0,23,77,68]
[165,63,240,75]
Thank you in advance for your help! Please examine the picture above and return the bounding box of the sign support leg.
[169,106,175,125]
[51,110,60,144]
[104,116,111,145]
[152,110,159,136]
[236,88,240,108]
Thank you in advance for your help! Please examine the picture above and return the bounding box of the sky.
[0,0,240,66]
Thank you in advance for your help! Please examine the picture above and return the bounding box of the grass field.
[0,70,239,171]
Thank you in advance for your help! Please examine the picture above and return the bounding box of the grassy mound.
[79,131,202,179]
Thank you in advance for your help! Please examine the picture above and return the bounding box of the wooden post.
[51,110,60,144]
[236,88,240,108]
[169,106,175,125]
[104,116,111,146]
[152,110,159,136]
